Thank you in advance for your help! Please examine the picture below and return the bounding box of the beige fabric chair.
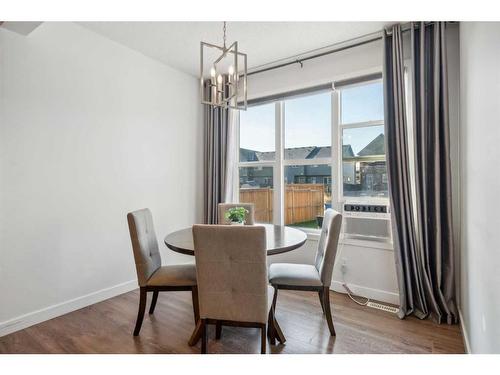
[192,224,280,354]
[269,208,342,336]
[217,203,255,225]
[127,208,198,336]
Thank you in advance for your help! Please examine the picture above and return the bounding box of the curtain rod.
[247,33,383,76]
[248,22,454,77]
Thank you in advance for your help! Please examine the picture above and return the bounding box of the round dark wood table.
[164,223,307,256]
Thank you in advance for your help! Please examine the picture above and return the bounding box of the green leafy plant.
[224,207,249,224]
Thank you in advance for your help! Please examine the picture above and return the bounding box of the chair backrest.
[218,203,255,225]
[192,224,268,324]
[314,209,342,287]
[127,208,162,287]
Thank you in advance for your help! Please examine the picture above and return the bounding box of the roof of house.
[357,133,385,156]
[239,148,259,162]
[285,147,316,160]
[255,151,276,161]
[342,145,355,158]
[240,144,361,162]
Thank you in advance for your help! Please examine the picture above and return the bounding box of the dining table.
[163,223,308,346]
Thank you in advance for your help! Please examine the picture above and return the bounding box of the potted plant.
[224,207,249,225]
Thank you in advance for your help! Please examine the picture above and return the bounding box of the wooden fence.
[239,184,325,225]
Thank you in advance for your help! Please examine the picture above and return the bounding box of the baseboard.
[331,280,400,305]
[458,308,471,353]
[0,280,137,338]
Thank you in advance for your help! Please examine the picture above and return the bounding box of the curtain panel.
[203,81,229,224]
[383,22,457,324]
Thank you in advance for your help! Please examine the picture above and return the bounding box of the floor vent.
[367,301,399,314]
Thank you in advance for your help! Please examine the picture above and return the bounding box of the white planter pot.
[230,221,245,226]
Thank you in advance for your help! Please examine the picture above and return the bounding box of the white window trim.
[274,101,284,225]
[340,120,385,129]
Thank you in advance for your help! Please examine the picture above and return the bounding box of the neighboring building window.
[237,76,389,232]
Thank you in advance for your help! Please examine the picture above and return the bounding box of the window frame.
[236,73,390,239]
[237,101,282,224]
[337,78,388,204]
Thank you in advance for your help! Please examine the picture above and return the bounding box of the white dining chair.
[127,208,198,336]
[192,224,279,353]
[268,208,342,336]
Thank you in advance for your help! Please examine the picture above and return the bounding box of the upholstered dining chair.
[127,208,198,336]
[217,203,255,225]
[192,224,279,354]
[269,208,342,336]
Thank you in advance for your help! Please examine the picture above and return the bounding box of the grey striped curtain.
[203,82,229,224]
[383,22,457,324]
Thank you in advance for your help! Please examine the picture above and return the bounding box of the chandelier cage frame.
[200,34,248,110]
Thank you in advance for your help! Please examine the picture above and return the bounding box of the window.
[284,92,331,159]
[237,76,389,236]
[282,92,332,228]
[239,166,274,223]
[238,103,275,223]
[341,81,384,124]
[340,82,387,199]
[285,164,332,228]
[239,103,275,162]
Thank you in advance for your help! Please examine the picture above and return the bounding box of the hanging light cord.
[223,21,227,50]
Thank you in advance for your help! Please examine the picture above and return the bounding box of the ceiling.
[0,21,42,35]
[79,22,391,77]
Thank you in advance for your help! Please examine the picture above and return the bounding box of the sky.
[239,81,384,155]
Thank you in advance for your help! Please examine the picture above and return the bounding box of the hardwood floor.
[0,289,465,354]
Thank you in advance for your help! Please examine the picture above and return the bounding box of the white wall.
[248,40,400,304]
[0,22,202,336]
[459,22,500,353]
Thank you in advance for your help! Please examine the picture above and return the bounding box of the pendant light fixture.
[200,22,247,110]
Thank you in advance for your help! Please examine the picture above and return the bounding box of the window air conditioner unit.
[342,203,392,243]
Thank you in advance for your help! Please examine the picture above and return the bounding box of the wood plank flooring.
[0,289,465,354]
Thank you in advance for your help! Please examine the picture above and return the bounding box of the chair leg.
[215,321,222,340]
[271,286,286,344]
[201,319,208,354]
[149,290,159,314]
[318,289,326,314]
[191,286,200,323]
[260,324,266,354]
[322,286,336,336]
[272,286,278,311]
[267,307,276,346]
[273,314,286,344]
[189,319,203,347]
[133,287,147,336]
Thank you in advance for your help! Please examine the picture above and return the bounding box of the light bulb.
[210,67,216,78]
[217,74,223,84]
[228,65,234,75]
